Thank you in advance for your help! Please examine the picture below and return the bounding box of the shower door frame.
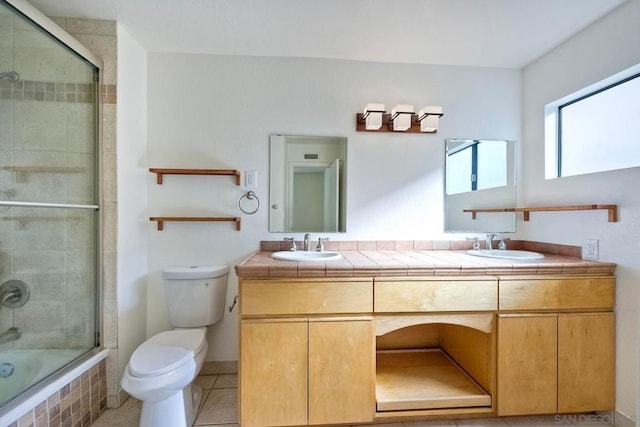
[0,0,105,414]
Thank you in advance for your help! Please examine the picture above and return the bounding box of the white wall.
[521,0,640,420]
[145,54,521,361]
[116,24,148,390]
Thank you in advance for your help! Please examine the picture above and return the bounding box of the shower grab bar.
[0,201,99,209]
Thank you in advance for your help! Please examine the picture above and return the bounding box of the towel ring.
[239,191,260,215]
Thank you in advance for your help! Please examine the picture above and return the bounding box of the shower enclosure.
[0,0,101,409]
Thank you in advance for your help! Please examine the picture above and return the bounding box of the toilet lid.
[129,329,206,377]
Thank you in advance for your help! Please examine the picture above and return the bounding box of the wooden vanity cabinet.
[239,278,375,427]
[496,276,615,416]
[240,319,308,426]
[497,314,558,415]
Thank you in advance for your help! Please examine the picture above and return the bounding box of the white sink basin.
[271,251,342,262]
[466,249,544,260]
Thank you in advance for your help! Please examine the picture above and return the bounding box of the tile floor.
[92,372,622,427]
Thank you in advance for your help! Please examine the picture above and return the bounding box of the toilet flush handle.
[228,295,239,312]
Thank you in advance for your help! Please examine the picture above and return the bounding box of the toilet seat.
[129,328,206,377]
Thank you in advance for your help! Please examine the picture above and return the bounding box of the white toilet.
[121,265,229,427]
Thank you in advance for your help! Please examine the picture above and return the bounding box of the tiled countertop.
[235,249,616,278]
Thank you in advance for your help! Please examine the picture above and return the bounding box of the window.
[446,140,508,195]
[545,63,640,178]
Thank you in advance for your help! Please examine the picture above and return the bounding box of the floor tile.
[455,417,509,426]
[405,420,457,426]
[213,374,238,389]
[194,388,238,426]
[200,361,238,375]
[195,374,218,390]
[503,415,561,426]
[91,396,141,427]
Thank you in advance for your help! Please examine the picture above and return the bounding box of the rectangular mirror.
[269,134,347,232]
[444,139,516,232]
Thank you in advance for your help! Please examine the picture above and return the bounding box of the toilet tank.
[162,265,229,328]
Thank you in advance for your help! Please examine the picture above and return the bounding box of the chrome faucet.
[303,233,311,251]
[284,237,297,251]
[486,233,507,251]
[0,327,21,345]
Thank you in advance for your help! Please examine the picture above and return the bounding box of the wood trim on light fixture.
[356,113,440,133]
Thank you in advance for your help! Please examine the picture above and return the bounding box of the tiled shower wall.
[54,17,121,409]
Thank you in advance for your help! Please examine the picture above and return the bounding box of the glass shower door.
[0,0,99,406]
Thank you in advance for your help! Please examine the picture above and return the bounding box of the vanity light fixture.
[362,103,385,130]
[417,106,443,133]
[390,104,414,131]
[356,103,443,133]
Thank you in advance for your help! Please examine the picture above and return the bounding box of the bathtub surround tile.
[3,358,106,426]
[63,18,116,37]
[17,411,33,426]
[101,104,116,153]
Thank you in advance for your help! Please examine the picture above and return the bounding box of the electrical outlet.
[582,239,599,260]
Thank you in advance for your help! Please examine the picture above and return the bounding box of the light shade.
[363,103,385,130]
[391,104,414,131]
[418,106,443,132]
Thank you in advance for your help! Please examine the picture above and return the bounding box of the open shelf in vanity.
[373,277,497,417]
[376,349,491,411]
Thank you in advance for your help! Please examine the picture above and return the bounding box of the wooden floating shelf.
[376,349,491,412]
[149,216,241,231]
[464,204,618,222]
[149,168,241,185]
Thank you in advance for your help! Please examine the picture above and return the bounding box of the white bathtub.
[0,348,108,425]
[0,349,87,405]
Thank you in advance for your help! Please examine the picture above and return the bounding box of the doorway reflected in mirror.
[269,135,347,232]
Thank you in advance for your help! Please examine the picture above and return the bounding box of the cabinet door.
[497,314,558,416]
[558,313,615,412]
[308,318,375,425]
[240,319,308,427]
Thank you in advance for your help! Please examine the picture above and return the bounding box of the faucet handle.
[284,237,297,251]
[316,237,329,252]
[466,237,481,250]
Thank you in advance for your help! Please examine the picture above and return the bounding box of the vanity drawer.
[498,276,615,311]
[241,278,373,316]
[374,278,498,312]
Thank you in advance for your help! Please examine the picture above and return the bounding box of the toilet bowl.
[121,265,228,427]
[122,328,208,427]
